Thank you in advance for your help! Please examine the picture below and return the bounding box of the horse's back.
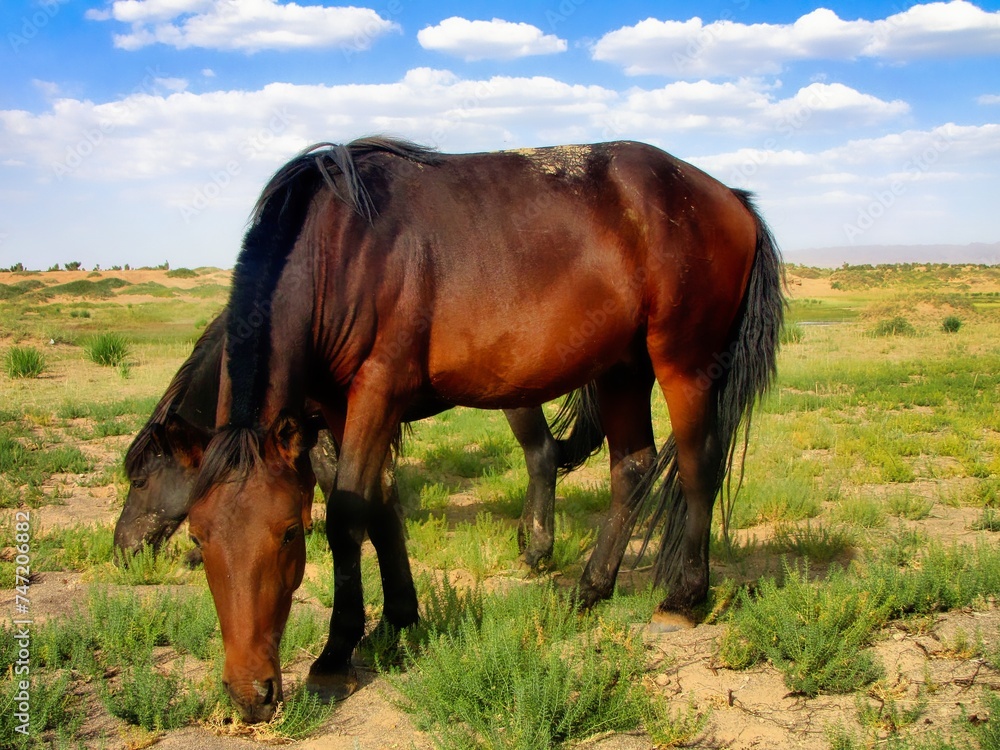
[347,142,757,406]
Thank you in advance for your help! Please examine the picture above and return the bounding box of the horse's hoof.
[305,667,359,702]
[521,549,552,573]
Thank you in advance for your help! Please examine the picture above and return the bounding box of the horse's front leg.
[356,451,418,665]
[306,378,410,701]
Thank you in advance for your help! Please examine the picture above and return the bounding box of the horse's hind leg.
[504,407,558,570]
[657,373,724,613]
[576,364,655,609]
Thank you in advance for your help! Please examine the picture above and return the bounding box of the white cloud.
[417,17,567,61]
[155,76,189,92]
[593,1,1000,77]
[32,80,62,98]
[1,70,994,266]
[89,0,399,52]
[979,94,1000,105]
[612,79,908,136]
[0,73,913,193]
[691,122,1000,248]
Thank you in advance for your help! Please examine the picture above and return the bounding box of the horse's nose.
[255,678,276,706]
[224,678,279,723]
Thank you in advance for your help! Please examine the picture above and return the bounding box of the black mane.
[250,136,440,226]
[200,137,438,493]
[124,313,226,478]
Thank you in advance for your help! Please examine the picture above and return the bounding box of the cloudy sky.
[2,0,999,269]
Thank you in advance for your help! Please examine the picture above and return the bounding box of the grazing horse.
[187,137,783,722]
[115,310,602,571]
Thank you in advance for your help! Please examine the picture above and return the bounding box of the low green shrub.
[941,315,962,333]
[100,658,211,731]
[4,346,45,379]
[870,316,916,337]
[394,584,670,749]
[780,321,804,345]
[85,332,130,367]
[717,562,887,696]
[165,267,198,278]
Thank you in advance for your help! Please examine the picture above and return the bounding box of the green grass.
[34,523,115,571]
[4,346,46,378]
[870,315,917,337]
[394,584,698,749]
[84,332,131,367]
[766,522,855,563]
[406,513,519,581]
[165,267,199,278]
[0,430,91,507]
[780,320,804,345]
[3,264,1000,747]
[717,562,888,696]
[279,608,328,664]
[886,491,935,520]
[100,658,213,731]
[34,277,131,299]
[0,673,81,749]
[718,541,1000,696]
[87,587,219,665]
[830,689,1000,749]
[941,315,963,333]
[106,543,194,585]
[972,507,1000,532]
[0,279,46,299]
[267,684,336,740]
[831,496,888,528]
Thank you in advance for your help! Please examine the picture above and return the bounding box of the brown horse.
[114,310,602,568]
[187,137,783,722]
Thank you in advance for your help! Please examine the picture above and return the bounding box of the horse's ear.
[264,413,306,471]
[162,413,210,469]
[148,422,169,455]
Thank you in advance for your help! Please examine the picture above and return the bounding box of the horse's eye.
[189,535,202,548]
[282,526,299,547]
[131,478,147,490]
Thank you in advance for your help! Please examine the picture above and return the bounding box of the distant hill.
[785,243,1000,268]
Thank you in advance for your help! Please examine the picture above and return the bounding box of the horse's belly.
[425,296,635,408]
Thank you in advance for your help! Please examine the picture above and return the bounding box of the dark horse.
[114,312,603,567]
[187,138,783,722]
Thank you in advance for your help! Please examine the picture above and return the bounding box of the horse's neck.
[175,326,226,431]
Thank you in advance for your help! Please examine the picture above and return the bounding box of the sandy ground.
[3,475,998,750]
[3,267,999,748]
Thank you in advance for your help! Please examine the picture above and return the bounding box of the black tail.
[637,189,785,586]
[549,382,605,474]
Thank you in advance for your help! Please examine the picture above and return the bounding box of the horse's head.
[188,414,315,723]
[115,413,210,559]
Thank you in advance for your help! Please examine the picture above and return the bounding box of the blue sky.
[2,0,999,269]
